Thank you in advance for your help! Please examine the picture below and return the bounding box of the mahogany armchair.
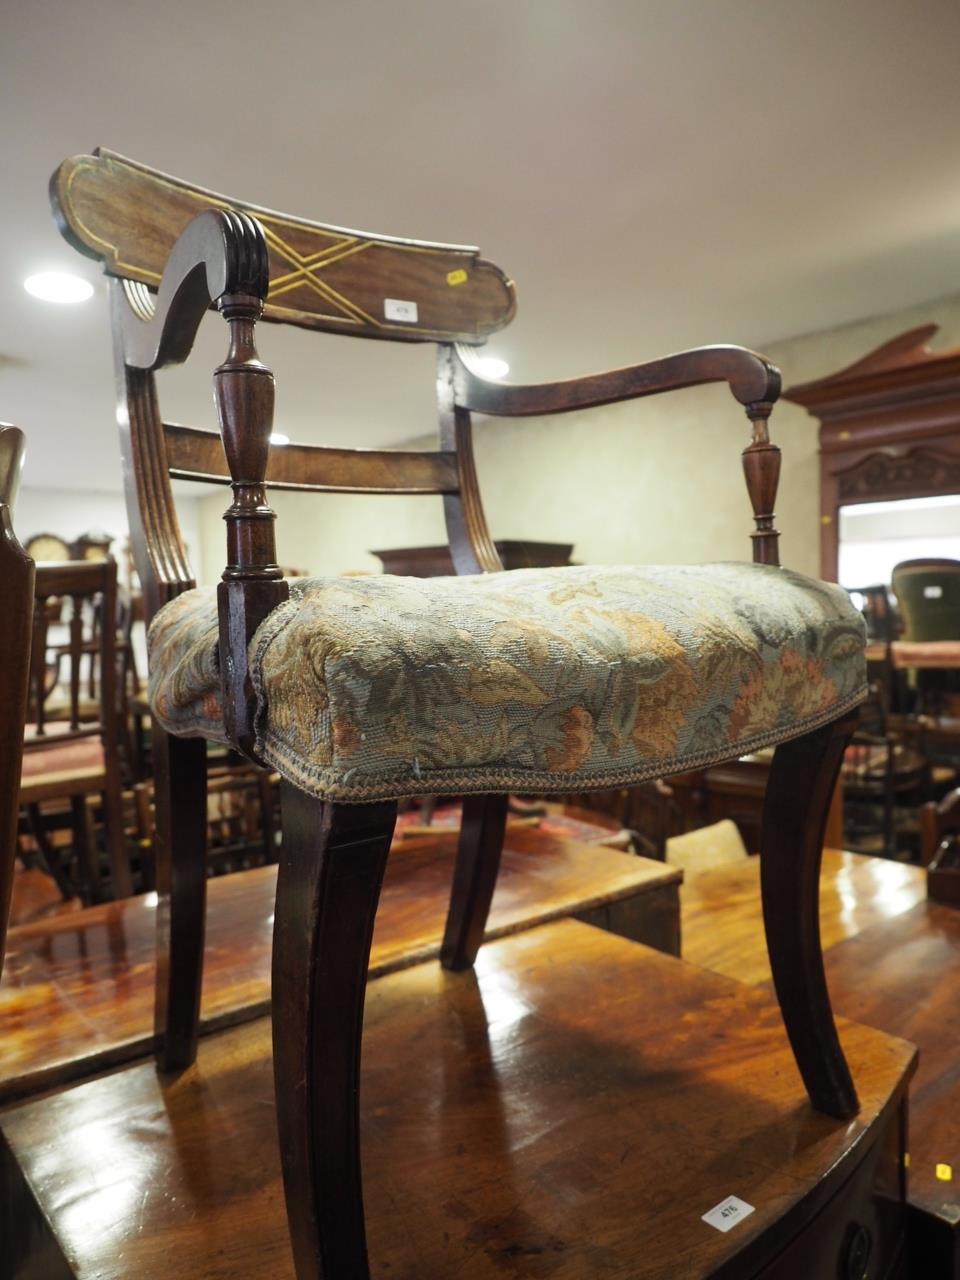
[52,150,868,1280]
[0,425,33,979]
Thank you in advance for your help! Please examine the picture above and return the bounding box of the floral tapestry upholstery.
[148,563,867,802]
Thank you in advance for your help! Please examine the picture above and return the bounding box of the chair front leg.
[760,710,859,1119]
[153,728,208,1071]
[273,786,396,1280]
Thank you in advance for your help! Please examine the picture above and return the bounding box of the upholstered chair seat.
[150,562,866,803]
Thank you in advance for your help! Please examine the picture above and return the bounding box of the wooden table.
[0,828,679,1104]
[0,919,915,1280]
[682,849,959,1275]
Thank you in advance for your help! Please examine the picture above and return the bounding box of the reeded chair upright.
[52,150,868,1280]
[0,425,34,979]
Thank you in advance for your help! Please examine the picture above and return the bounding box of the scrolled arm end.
[120,208,271,371]
[716,347,781,409]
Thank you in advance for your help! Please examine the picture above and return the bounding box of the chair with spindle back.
[20,557,132,901]
[0,425,34,979]
[52,149,868,1280]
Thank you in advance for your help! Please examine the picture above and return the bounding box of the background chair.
[841,679,931,858]
[891,558,960,643]
[847,581,905,710]
[664,817,749,873]
[0,425,34,979]
[891,557,960,717]
[53,149,868,1280]
[133,761,279,885]
[19,558,132,901]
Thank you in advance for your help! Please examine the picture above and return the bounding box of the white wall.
[197,290,960,582]
[16,485,206,587]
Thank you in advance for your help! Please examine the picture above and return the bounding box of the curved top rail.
[52,150,516,344]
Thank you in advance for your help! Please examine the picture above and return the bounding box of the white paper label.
[924,585,943,599]
[701,1195,755,1233]
[384,298,418,324]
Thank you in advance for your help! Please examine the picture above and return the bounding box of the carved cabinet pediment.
[785,325,960,580]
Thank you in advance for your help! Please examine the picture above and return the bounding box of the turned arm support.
[453,343,783,566]
[119,208,287,757]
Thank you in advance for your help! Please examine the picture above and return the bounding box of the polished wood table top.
[682,848,927,986]
[0,829,678,1104]
[682,849,959,1251]
[822,899,960,1235]
[0,919,915,1280]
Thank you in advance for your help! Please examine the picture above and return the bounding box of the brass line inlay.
[64,155,507,339]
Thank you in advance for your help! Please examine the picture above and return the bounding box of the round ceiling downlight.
[24,272,94,304]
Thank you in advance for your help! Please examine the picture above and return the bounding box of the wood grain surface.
[816,901,960,1230]
[0,919,915,1280]
[681,849,959,1262]
[0,830,678,1103]
[53,151,516,343]
[681,849,927,986]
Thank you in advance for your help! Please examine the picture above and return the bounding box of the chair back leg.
[440,793,509,971]
[273,787,396,1280]
[760,711,860,1118]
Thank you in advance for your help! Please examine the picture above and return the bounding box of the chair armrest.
[452,343,783,566]
[118,209,270,372]
[453,343,779,417]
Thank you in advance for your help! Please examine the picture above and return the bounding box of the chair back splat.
[51,149,873,1280]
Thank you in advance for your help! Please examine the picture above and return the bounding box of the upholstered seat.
[151,563,866,801]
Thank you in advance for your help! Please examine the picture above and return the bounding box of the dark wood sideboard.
[372,539,574,577]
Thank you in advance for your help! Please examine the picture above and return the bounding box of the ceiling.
[3,0,960,493]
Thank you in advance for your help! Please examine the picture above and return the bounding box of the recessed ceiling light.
[24,272,94,304]
[472,356,509,380]
[270,432,290,446]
